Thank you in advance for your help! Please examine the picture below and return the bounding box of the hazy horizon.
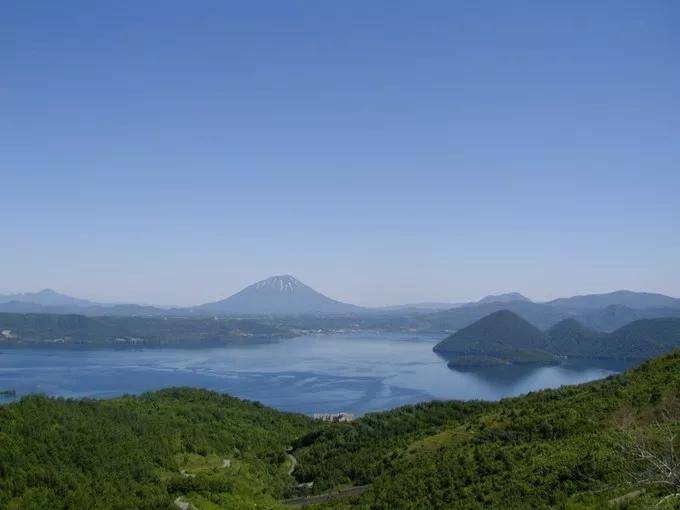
[1,276,679,309]
[3,2,679,306]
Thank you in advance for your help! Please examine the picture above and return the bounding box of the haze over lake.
[0,332,634,415]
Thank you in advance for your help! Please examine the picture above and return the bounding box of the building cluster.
[312,412,355,422]
[114,337,145,345]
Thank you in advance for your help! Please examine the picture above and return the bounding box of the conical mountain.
[194,275,364,315]
[434,310,546,354]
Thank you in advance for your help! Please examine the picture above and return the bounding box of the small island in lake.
[435,309,680,367]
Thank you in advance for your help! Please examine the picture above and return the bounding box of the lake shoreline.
[0,332,634,416]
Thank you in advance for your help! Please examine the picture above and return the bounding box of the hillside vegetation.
[0,352,679,508]
[296,352,680,509]
[0,388,314,509]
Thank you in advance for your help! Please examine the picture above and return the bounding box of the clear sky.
[2,1,679,307]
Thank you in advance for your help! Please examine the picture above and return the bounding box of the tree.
[620,393,680,506]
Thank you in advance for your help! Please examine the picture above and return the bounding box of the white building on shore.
[312,412,355,422]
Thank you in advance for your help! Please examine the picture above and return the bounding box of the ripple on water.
[0,333,636,415]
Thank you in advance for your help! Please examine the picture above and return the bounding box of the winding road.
[286,453,297,476]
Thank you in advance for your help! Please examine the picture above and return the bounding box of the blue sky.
[2,1,679,306]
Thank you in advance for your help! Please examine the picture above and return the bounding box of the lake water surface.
[0,332,634,415]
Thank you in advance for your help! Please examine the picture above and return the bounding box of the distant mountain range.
[0,289,98,308]
[379,293,532,313]
[377,302,461,312]
[190,275,365,315]
[425,300,566,331]
[0,289,169,318]
[434,309,680,367]
[545,290,680,310]
[424,298,680,333]
[1,281,679,332]
[3,282,680,358]
[476,292,531,304]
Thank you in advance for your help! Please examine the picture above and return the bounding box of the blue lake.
[0,332,634,415]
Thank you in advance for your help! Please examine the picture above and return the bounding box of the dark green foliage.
[433,310,555,364]
[435,310,680,364]
[434,310,547,353]
[292,400,491,492]
[605,318,680,358]
[545,318,605,356]
[549,317,680,360]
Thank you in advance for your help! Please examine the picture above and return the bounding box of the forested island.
[434,310,680,367]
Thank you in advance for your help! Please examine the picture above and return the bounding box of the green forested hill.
[434,310,546,353]
[0,389,314,509]
[1,353,680,509]
[434,311,680,365]
[549,317,680,360]
[604,318,680,358]
[545,318,606,356]
[298,352,680,509]
[433,310,554,366]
